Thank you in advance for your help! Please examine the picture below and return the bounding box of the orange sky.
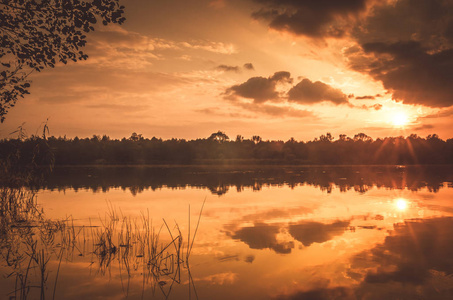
[1,0,453,141]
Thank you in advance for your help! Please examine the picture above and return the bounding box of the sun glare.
[395,198,408,211]
[391,112,409,127]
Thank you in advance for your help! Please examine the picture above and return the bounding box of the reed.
[1,188,204,299]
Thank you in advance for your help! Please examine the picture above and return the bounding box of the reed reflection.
[0,184,202,300]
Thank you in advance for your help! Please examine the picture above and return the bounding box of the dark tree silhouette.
[0,0,126,122]
[208,131,229,142]
[252,135,262,144]
[1,132,452,166]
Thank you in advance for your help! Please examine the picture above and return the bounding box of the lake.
[1,165,453,299]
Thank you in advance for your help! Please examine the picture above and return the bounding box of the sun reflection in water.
[395,198,408,211]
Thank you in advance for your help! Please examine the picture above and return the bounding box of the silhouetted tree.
[208,131,229,142]
[319,133,333,142]
[338,134,347,141]
[353,133,372,142]
[252,135,262,144]
[0,0,126,121]
[129,132,143,141]
[2,132,452,166]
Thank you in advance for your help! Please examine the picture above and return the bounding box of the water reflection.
[1,165,453,299]
[277,217,453,300]
[22,165,453,195]
[0,185,202,299]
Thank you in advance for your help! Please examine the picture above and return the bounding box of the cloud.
[250,0,453,108]
[224,72,352,116]
[181,40,237,54]
[216,63,255,73]
[348,41,453,108]
[363,217,453,285]
[288,220,350,247]
[273,286,354,300]
[353,0,453,49]
[216,64,240,72]
[276,217,453,300]
[244,255,255,263]
[83,25,238,70]
[229,223,295,254]
[288,79,349,105]
[226,71,292,103]
[192,272,238,285]
[251,0,371,38]
[243,63,255,70]
[237,102,314,118]
[355,95,375,100]
[421,107,453,119]
[358,103,382,110]
[240,207,314,222]
[346,0,453,108]
[226,72,349,106]
[414,124,435,131]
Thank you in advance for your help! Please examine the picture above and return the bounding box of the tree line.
[1,131,452,165]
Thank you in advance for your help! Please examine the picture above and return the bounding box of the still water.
[1,165,453,299]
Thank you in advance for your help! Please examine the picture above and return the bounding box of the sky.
[2,0,453,141]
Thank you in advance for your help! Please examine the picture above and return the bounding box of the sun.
[391,112,409,127]
[395,198,408,211]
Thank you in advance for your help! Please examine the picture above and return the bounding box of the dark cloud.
[225,72,351,110]
[347,0,453,108]
[217,254,239,262]
[273,286,354,300]
[251,0,370,38]
[216,64,240,72]
[229,223,295,254]
[353,0,453,48]
[288,79,349,105]
[244,255,255,263]
[226,71,292,103]
[288,220,350,247]
[252,0,453,108]
[271,71,292,82]
[355,95,375,100]
[243,63,255,70]
[350,41,453,107]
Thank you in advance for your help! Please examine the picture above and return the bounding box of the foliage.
[0,0,126,122]
[1,132,452,166]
